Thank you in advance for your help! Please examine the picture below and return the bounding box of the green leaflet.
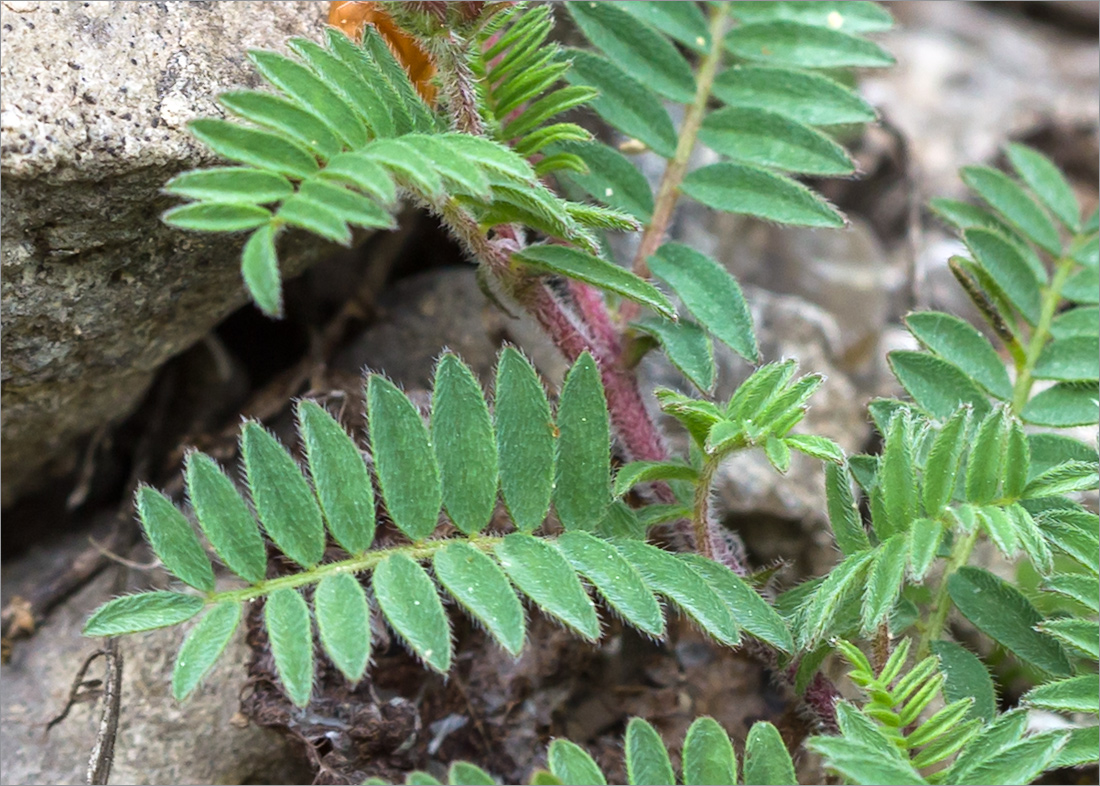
[165,168,294,204]
[1024,460,1099,498]
[930,197,1021,237]
[682,716,736,786]
[447,762,496,786]
[187,118,319,180]
[961,165,1062,255]
[826,462,871,555]
[978,506,1019,559]
[616,541,740,647]
[782,434,844,464]
[185,452,267,584]
[948,566,1072,677]
[298,179,394,230]
[879,414,915,539]
[241,224,282,317]
[563,49,678,158]
[682,162,844,228]
[1008,504,1053,574]
[1003,417,1031,500]
[410,136,492,200]
[404,773,442,786]
[514,245,674,318]
[931,640,997,722]
[433,542,526,657]
[1062,266,1100,305]
[367,375,442,541]
[700,106,853,175]
[555,531,664,638]
[554,352,611,532]
[294,34,394,139]
[904,311,1013,400]
[297,400,375,554]
[432,354,498,536]
[808,737,925,785]
[1028,433,1099,479]
[797,550,875,648]
[1037,509,1100,574]
[608,1,710,52]
[319,152,398,204]
[172,601,241,701]
[374,553,452,673]
[1050,305,1100,340]
[315,573,371,683]
[1005,143,1081,232]
[1022,381,1100,427]
[743,721,798,786]
[495,533,599,640]
[648,243,758,362]
[680,554,792,652]
[965,408,1007,505]
[861,535,908,633]
[84,592,204,637]
[613,460,699,499]
[1052,726,1100,769]
[241,422,325,568]
[264,588,314,707]
[950,732,1068,786]
[500,85,599,143]
[730,2,894,32]
[765,434,792,473]
[712,65,876,125]
[964,227,1044,325]
[725,21,895,69]
[217,89,344,160]
[494,349,555,532]
[624,718,676,786]
[1023,673,1100,714]
[135,486,214,593]
[632,317,716,393]
[1038,619,1100,661]
[162,202,271,233]
[907,519,943,582]
[277,194,351,245]
[553,140,654,222]
[567,1,695,103]
[364,138,444,197]
[943,709,1029,783]
[1033,336,1100,382]
[548,739,607,786]
[247,49,367,149]
[1042,574,1100,613]
[887,351,990,420]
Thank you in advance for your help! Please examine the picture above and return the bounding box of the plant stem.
[208,536,505,606]
[917,527,979,660]
[692,459,719,560]
[1010,255,1077,415]
[627,2,730,284]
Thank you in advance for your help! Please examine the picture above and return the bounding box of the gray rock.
[1,1,337,506]
[0,535,306,785]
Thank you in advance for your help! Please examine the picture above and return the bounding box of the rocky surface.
[0,534,308,786]
[0,1,336,506]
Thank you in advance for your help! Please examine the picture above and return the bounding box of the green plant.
[83,2,1098,783]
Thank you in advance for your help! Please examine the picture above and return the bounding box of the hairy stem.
[917,527,980,660]
[692,460,720,560]
[624,3,730,287]
[1010,254,1077,415]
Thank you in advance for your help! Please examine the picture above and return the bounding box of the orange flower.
[328,1,437,104]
